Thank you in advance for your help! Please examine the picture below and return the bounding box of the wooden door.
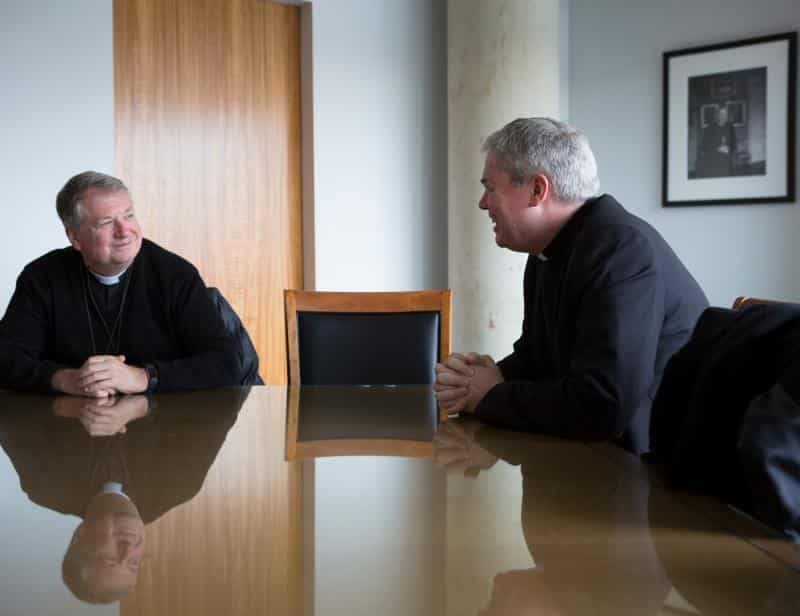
[114,0,302,385]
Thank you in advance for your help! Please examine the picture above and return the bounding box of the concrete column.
[448,0,566,357]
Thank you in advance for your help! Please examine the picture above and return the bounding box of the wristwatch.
[144,363,159,393]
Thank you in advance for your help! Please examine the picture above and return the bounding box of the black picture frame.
[663,32,797,207]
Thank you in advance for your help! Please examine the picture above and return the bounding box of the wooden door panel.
[115,0,302,385]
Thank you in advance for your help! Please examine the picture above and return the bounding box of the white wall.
[313,458,442,616]
[0,0,115,312]
[0,0,449,305]
[304,4,448,612]
[570,0,800,306]
[307,0,448,292]
[0,6,114,613]
[0,453,115,615]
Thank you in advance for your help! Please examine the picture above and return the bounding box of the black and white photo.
[663,32,796,206]
[688,67,766,179]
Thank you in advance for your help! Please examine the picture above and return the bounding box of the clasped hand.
[53,394,150,436]
[433,351,503,414]
[52,355,148,397]
[434,418,498,478]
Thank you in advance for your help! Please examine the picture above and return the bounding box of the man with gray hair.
[434,118,708,453]
[0,171,241,395]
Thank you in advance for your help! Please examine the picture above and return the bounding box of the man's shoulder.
[21,247,79,279]
[576,195,707,306]
[139,239,201,277]
[578,194,669,252]
[562,195,673,285]
[582,194,651,230]
[572,195,651,247]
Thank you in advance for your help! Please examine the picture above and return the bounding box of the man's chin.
[111,245,141,268]
[493,234,525,252]
[495,237,513,250]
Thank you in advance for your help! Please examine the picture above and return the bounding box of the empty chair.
[283,290,451,388]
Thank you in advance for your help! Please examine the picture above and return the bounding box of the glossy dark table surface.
[1,386,798,615]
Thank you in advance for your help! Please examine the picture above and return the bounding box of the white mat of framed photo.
[663,32,796,206]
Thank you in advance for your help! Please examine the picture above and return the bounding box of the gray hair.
[482,118,600,202]
[56,171,128,228]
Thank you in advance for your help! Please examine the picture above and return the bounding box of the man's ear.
[65,226,81,252]
[528,174,551,206]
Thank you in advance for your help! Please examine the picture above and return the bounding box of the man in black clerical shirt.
[696,106,737,178]
[434,118,708,453]
[0,171,242,395]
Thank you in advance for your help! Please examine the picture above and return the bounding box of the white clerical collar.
[535,253,549,262]
[99,482,132,501]
[89,267,128,286]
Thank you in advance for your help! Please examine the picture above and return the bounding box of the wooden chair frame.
[284,289,452,387]
[733,296,796,310]
[283,289,453,421]
[732,296,775,310]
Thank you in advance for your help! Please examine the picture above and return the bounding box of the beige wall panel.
[447,0,562,358]
[114,0,302,384]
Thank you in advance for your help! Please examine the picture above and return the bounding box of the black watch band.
[144,363,159,393]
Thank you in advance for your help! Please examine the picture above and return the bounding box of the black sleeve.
[0,268,66,392]
[497,341,533,382]
[150,270,241,392]
[474,228,665,441]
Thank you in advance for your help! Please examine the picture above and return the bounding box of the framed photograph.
[663,32,797,206]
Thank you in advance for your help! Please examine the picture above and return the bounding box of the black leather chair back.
[296,311,439,385]
[208,287,264,385]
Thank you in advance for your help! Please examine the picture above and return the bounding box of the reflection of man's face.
[82,514,145,584]
[716,107,728,126]
[65,493,146,602]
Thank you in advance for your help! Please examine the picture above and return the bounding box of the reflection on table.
[0,388,247,607]
[285,385,438,459]
[0,386,797,616]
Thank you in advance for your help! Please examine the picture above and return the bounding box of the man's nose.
[479,192,488,210]
[113,218,128,235]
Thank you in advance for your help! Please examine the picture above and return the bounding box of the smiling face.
[66,188,142,276]
[80,509,145,597]
[478,153,538,252]
[64,493,146,603]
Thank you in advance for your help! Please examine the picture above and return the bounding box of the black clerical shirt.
[0,239,240,393]
[474,194,708,453]
[86,271,128,355]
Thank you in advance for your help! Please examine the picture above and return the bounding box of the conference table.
[1,386,798,615]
